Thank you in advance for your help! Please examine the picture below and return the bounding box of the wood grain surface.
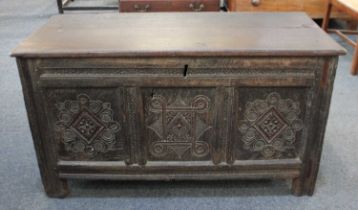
[11,12,345,58]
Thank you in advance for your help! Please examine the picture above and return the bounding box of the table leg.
[351,38,358,75]
[322,0,333,31]
[57,0,64,14]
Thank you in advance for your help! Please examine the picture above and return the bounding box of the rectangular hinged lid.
[11,12,346,58]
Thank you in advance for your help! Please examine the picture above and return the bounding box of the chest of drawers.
[12,13,344,197]
[120,0,220,12]
[227,0,346,19]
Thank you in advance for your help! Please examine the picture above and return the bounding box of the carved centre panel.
[238,92,304,159]
[145,90,213,160]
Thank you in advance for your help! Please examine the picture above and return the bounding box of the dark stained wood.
[119,0,220,12]
[12,13,343,197]
[57,159,302,180]
[59,170,301,180]
[11,13,345,58]
[16,58,70,197]
[291,57,338,195]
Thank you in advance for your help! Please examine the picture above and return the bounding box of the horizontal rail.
[59,170,300,180]
[327,29,358,35]
[38,71,315,88]
[58,159,302,180]
[327,29,357,47]
[63,6,118,11]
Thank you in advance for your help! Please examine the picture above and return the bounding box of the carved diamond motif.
[146,93,211,159]
[238,92,304,159]
[55,94,121,157]
[167,113,191,141]
[70,111,104,144]
[254,108,288,143]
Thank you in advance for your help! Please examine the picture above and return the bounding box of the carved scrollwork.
[238,92,303,159]
[147,93,211,159]
[55,94,121,157]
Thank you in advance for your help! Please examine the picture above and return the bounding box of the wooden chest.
[227,0,346,19]
[11,13,344,197]
[120,0,220,12]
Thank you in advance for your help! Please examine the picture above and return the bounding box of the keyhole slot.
[183,64,189,77]
[150,88,155,98]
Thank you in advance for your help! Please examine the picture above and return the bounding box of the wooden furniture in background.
[11,13,344,197]
[119,0,220,12]
[57,0,118,14]
[227,0,347,19]
[322,0,358,75]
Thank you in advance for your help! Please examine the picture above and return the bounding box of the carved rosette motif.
[146,94,211,159]
[55,94,121,156]
[238,92,304,159]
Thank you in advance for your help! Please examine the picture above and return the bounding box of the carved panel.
[55,94,121,157]
[47,90,128,161]
[144,89,214,160]
[237,91,305,159]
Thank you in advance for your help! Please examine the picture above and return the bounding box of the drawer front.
[120,0,171,12]
[171,0,220,12]
[228,0,345,18]
[233,0,302,12]
[120,0,220,12]
[43,88,129,161]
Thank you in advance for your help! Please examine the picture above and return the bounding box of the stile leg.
[291,160,320,196]
[42,177,69,198]
[16,59,69,197]
[293,58,339,196]
[291,177,304,196]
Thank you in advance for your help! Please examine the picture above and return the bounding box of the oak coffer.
[11,13,345,197]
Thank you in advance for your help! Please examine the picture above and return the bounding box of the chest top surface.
[11,12,345,58]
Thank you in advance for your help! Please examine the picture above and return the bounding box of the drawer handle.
[189,2,205,11]
[133,4,150,12]
[251,0,260,6]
